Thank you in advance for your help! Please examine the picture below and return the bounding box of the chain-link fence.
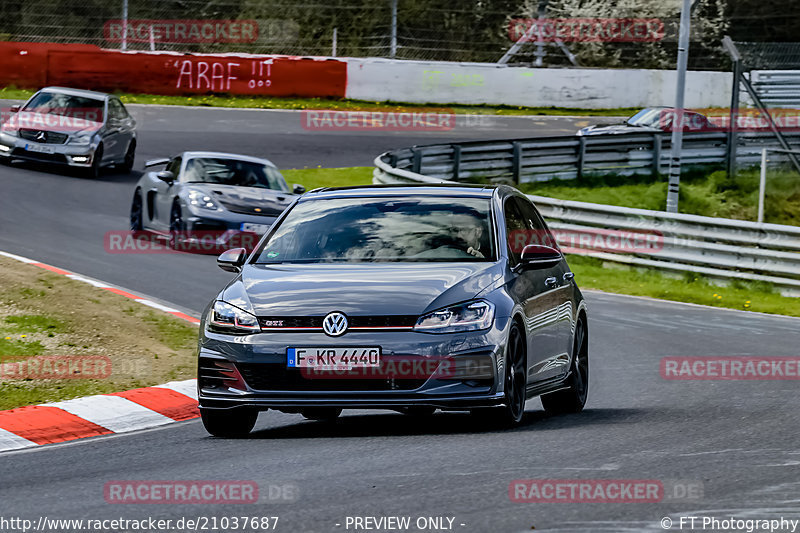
[0,0,794,69]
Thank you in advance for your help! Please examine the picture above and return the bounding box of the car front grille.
[216,200,283,217]
[258,315,418,331]
[18,129,68,144]
[236,362,427,392]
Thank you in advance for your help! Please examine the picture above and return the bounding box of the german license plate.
[25,143,55,154]
[241,222,270,234]
[287,347,381,370]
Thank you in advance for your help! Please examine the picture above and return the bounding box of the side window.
[504,198,528,266]
[114,99,131,119]
[516,196,558,250]
[107,99,122,121]
[166,157,182,177]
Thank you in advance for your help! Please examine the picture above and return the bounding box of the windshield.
[254,196,495,263]
[23,92,104,122]
[626,108,664,128]
[182,157,289,191]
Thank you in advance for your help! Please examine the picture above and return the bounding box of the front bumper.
[171,211,279,253]
[0,133,95,167]
[197,325,511,412]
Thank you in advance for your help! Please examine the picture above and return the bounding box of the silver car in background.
[130,151,304,252]
[0,86,136,178]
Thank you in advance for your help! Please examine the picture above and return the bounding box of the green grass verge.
[521,168,800,226]
[568,255,800,317]
[0,256,199,410]
[282,166,374,190]
[0,86,636,117]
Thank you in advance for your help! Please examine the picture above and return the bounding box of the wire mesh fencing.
[0,0,735,68]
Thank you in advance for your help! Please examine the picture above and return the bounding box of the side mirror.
[217,248,247,273]
[519,244,562,270]
[156,170,175,183]
[9,105,20,113]
[292,184,306,195]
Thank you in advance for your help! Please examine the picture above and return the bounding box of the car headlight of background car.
[188,189,221,211]
[414,300,495,334]
[209,301,261,334]
[67,132,95,145]
[1,122,17,136]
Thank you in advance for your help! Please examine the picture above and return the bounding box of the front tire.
[472,322,526,426]
[130,190,143,231]
[83,144,103,179]
[200,408,257,438]
[541,317,588,415]
[169,201,184,250]
[120,140,136,173]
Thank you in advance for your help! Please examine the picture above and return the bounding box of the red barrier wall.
[0,42,347,98]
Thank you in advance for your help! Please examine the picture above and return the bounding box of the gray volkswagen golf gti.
[198,184,588,436]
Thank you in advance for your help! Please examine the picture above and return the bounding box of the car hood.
[185,183,294,217]
[221,262,505,317]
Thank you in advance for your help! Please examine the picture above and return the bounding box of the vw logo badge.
[322,312,348,337]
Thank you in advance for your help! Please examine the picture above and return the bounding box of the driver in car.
[456,218,485,259]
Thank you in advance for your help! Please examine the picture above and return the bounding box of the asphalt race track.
[0,103,598,312]
[1,104,799,532]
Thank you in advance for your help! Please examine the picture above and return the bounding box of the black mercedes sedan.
[198,184,588,437]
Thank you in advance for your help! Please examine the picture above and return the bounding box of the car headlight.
[68,132,94,145]
[188,189,221,210]
[414,300,495,334]
[208,301,261,334]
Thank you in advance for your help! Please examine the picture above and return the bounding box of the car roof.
[39,86,109,100]
[302,183,508,199]
[181,151,278,168]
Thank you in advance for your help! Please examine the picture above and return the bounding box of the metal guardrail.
[374,141,800,296]
[751,70,800,108]
[381,131,800,184]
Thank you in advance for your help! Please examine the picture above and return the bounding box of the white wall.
[345,58,731,109]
